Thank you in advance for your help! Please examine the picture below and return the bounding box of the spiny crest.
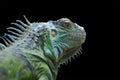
[58,47,82,67]
[0,15,31,50]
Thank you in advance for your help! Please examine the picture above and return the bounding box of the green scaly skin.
[0,16,86,80]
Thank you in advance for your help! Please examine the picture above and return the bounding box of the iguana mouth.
[68,33,86,41]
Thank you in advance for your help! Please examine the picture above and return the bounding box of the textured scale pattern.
[0,16,86,80]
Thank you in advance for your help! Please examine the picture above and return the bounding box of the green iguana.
[0,16,86,80]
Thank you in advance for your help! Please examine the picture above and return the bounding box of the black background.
[0,0,119,80]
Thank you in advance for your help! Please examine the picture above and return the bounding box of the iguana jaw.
[67,32,86,42]
[58,31,86,66]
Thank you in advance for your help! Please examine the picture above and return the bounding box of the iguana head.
[48,18,86,65]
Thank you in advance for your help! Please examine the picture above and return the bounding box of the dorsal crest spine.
[0,15,31,50]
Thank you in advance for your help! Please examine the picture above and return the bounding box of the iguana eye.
[60,18,72,28]
[62,20,71,28]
